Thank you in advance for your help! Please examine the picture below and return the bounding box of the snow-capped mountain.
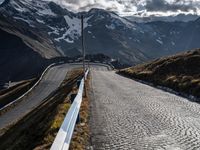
[1,0,200,65]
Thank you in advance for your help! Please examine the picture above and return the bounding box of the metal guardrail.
[0,63,56,111]
[50,69,89,150]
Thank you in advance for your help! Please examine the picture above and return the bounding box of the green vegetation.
[118,49,200,99]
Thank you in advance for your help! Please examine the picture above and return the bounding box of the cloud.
[45,0,200,16]
[146,0,197,12]
[45,0,139,14]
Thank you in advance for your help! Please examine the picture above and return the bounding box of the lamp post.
[81,15,86,80]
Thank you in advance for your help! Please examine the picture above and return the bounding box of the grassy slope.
[118,49,200,98]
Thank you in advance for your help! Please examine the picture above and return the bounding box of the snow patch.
[0,0,4,5]
[36,19,45,24]
[140,30,144,34]
[171,41,175,46]
[55,15,92,43]
[64,38,74,43]
[134,39,140,43]
[11,1,27,12]
[48,26,60,35]
[37,8,56,16]
[106,24,116,30]
[156,39,163,45]
[13,17,35,27]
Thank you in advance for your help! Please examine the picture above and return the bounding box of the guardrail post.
[76,113,80,124]
[70,94,76,104]
[77,79,81,88]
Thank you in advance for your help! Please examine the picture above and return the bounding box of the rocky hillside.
[0,0,62,87]
[0,1,60,58]
[1,0,200,87]
[119,49,200,99]
[1,0,200,65]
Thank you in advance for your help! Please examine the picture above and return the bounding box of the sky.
[46,0,200,17]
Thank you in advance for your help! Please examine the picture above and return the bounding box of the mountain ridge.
[1,0,200,65]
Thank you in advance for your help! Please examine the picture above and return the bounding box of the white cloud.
[44,0,142,15]
[44,0,200,17]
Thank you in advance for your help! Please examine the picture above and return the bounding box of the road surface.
[0,63,108,134]
[0,64,73,132]
[90,70,200,150]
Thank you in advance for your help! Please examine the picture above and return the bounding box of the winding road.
[90,70,200,150]
[0,64,72,132]
[0,63,108,134]
[1,63,200,150]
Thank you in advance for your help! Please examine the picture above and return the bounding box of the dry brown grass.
[33,98,71,150]
[0,69,83,150]
[0,78,37,109]
[69,74,91,150]
[118,48,200,98]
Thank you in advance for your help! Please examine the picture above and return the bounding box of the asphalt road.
[90,70,200,150]
[0,64,72,132]
[0,63,108,134]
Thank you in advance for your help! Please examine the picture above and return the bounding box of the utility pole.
[81,15,86,80]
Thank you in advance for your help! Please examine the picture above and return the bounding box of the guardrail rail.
[50,69,89,150]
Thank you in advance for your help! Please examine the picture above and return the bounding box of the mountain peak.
[88,8,109,14]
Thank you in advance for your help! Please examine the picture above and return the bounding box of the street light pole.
[81,15,86,80]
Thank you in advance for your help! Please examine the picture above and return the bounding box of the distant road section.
[90,70,200,150]
[0,63,109,134]
[0,64,73,132]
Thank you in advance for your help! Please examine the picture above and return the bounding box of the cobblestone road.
[90,70,200,150]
